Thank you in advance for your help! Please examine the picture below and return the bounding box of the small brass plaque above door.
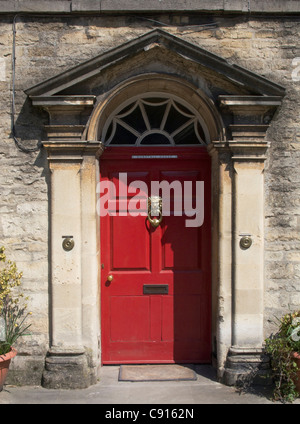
[143,284,169,295]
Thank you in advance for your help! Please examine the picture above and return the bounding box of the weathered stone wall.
[0,11,299,384]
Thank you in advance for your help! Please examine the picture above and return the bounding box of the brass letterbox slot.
[143,284,169,295]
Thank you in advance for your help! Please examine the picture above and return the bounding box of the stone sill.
[0,0,300,15]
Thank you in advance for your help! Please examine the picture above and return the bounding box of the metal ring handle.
[147,210,163,228]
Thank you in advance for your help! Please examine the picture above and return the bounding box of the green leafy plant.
[0,246,31,355]
[265,310,300,403]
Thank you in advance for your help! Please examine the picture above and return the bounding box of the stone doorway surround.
[25,29,285,389]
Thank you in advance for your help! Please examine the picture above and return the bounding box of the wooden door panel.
[106,342,174,364]
[174,295,204,340]
[111,215,150,270]
[150,296,162,341]
[101,147,211,364]
[110,296,150,342]
[161,217,200,270]
[161,295,174,341]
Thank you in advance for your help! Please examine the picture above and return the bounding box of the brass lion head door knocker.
[147,196,163,228]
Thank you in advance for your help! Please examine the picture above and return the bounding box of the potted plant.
[0,246,31,391]
[265,310,300,403]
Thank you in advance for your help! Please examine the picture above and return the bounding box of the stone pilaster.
[223,140,271,386]
[42,140,103,389]
[207,141,233,380]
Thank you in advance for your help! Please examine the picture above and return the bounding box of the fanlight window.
[102,95,209,146]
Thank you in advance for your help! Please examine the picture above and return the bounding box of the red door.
[100,147,211,364]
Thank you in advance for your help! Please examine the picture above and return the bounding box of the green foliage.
[279,311,300,352]
[0,246,31,356]
[265,310,300,403]
[0,246,22,313]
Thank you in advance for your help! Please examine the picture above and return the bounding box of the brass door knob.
[107,275,114,282]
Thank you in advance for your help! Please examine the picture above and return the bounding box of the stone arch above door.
[24,28,286,389]
[87,74,224,145]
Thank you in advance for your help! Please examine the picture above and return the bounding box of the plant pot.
[292,351,300,395]
[0,348,17,391]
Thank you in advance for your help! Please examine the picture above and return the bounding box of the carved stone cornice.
[219,95,282,111]
[229,140,270,162]
[207,139,270,164]
[228,125,269,141]
[219,95,283,143]
[31,95,97,141]
[30,95,96,108]
[30,95,96,119]
[43,140,104,163]
[44,125,86,141]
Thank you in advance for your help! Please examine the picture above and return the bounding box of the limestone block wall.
[0,10,299,384]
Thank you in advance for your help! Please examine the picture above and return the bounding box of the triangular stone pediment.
[25,29,285,98]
